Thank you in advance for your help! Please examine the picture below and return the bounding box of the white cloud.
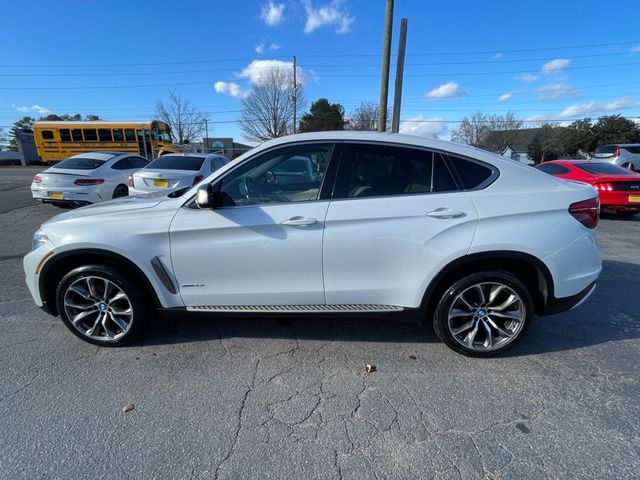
[542,58,570,74]
[425,82,467,100]
[12,104,50,114]
[492,52,502,60]
[630,45,640,54]
[516,73,539,83]
[214,81,247,98]
[399,116,448,138]
[237,59,312,86]
[255,41,281,54]
[558,97,640,119]
[303,0,354,34]
[260,1,285,27]
[536,83,579,100]
[498,92,513,102]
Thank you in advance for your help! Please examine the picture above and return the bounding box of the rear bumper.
[31,186,103,205]
[541,281,597,316]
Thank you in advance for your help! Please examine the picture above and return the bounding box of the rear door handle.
[281,216,318,226]
[426,208,466,219]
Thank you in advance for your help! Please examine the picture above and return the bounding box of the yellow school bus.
[32,120,181,163]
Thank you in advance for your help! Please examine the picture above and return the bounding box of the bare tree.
[347,101,390,131]
[450,112,491,147]
[155,89,206,144]
[483,112,524,153]
[240,69,305,142]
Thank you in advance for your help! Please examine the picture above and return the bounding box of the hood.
[44,193,174,224]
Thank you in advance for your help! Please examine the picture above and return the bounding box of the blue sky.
[1,0,640,141]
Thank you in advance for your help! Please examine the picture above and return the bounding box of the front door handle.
[426,208,466,219]
[281,216,318,226]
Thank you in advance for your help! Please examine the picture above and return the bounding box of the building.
[484,128,542,165]
[201,137,254,159]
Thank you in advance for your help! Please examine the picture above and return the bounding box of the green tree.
[298,98,345,133]
[8,113,101,150]
[528,124,564,164]
[560,118,594,157]
[591,115,640,148]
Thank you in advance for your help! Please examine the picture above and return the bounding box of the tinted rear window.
[623,146,640,154]
[576,163,634,175]
[53,157,107,170]
[594,146,616,154]
[146,155,205,171]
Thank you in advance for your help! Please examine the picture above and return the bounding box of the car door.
[169,142,336,307]
[322,142,480,309]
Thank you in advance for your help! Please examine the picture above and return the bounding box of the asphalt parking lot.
[1,167,639,479]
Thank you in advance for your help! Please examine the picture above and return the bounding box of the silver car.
[593,144,640,171]
[128,153,229,195]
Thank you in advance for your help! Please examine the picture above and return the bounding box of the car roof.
[159,153,226,159]
[67,151,126,161]
[253,131,509,162]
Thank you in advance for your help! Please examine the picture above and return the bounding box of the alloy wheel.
[63,276,134,342]
[447,282,526,352]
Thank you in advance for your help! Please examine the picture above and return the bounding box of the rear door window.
[334,143,460,199]
[447,154,496,189]
[623,146,640,154]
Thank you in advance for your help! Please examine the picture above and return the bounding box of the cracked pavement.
[1,168,639,479]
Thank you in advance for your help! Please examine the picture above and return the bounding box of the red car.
[535,160,640,215]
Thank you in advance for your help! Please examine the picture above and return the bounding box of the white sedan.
[128,153,229,196]
[31,152,149,208]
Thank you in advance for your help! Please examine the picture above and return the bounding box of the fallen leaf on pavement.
[364,363,376,374]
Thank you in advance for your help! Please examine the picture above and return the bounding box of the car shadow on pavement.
[136,259,639,356]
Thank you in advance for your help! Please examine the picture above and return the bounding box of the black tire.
[56,264,149,346]
[112,184,129,199]
[432,271,534,357]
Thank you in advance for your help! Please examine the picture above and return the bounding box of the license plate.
[629,195,640,202]
[153,179,169,187]
[49,192,63,200]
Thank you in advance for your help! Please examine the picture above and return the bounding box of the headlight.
[32,230,49,251]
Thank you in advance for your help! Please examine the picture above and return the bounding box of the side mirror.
[196,182,223,209]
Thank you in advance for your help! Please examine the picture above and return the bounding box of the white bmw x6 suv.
[24,132,602,356]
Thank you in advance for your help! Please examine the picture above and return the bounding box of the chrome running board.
[186,304,404,313]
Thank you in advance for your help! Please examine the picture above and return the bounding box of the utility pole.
[391,18,408,133]
[378,0,394,132]
[204,119,209,152]
[292,56,298,134]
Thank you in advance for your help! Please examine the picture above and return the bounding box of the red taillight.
[569,197,599,229]
[595,183,613,192]
[614,146,620,157]
[74,178,105,186]
[192,175,203,185]
[33,175,42,184]
[128,174,135,188]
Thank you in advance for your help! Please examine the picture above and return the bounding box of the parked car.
[24,131,602,357]
[592,144,640,171]
[128,153,229,195]
[31,152,149,208]
[536,160,640,215]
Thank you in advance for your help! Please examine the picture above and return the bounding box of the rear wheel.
[112,184,129,199]
[433,271,533,357]
[56,265,149,346]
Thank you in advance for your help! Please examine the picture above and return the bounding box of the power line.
[2,40,638,68]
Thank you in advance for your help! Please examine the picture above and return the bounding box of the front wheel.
[56,265,149,346]
[432,272,533,357]
[112,184,129,199]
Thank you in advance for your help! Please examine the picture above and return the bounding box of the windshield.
[576,163,635,175]
[146,155,204,171]
[52,156,106,170]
